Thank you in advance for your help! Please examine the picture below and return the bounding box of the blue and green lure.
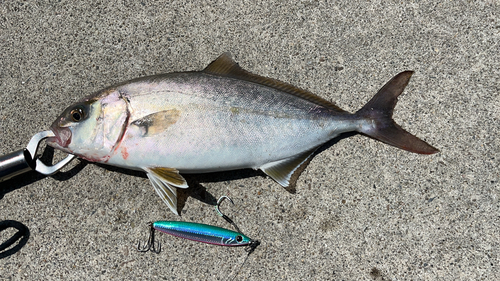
[138,196,260,254]
[152,221,254,247]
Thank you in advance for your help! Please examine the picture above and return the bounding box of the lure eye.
[236,235,243,243]
[70,107,85,122]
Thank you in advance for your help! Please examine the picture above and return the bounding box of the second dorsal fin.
[203,53,347,113]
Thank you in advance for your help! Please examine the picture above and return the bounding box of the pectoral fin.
[131,109,181,137]
[144,167,188,215]
[259,147,318,189]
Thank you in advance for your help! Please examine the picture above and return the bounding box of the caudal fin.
[355,71,438,154]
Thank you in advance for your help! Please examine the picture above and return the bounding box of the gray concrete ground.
[0,1,499,280]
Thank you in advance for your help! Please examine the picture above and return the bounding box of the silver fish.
[48,54,438,214]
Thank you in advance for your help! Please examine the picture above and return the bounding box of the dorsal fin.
[203,53,346,113]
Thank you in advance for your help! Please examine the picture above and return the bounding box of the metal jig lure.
[138,196,260,253]
[0,130,75,182]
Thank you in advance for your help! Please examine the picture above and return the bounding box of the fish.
[47,53,438,215]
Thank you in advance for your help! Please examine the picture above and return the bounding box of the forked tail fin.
[355,71,438,154]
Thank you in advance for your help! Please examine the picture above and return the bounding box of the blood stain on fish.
[121,147,129,160]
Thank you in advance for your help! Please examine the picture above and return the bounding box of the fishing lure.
[152,221,255,247]
[138,196,260,254]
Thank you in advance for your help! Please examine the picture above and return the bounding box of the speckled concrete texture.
[1,1,499,280]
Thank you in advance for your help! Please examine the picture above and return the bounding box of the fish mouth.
[47,126,72,150]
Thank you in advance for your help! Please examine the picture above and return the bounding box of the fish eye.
[236,235,243,243]
[70,107,85,122]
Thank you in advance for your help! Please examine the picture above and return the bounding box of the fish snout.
[47,125,72,150]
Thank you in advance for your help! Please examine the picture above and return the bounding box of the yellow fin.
[203,53,346,113]
[147,167,188,188]
[131,109,181,136]
[146,173,179,215]
[144,167,188,215]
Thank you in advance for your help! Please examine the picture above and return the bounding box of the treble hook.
[215,196,243,234]
[137,223,161,254]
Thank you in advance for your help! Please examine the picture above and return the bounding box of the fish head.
[47,89,130,162]
[47,99,93,152]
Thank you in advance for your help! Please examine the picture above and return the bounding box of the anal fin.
[144,167,188,215]
[259,147,319,189]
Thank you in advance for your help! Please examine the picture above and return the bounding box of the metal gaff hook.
[137,222,161,254]
[215,196,243,234]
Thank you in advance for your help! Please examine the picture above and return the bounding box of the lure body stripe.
[152,221,252,246]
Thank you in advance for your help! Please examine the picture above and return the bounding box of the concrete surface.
[0,0,499,280]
